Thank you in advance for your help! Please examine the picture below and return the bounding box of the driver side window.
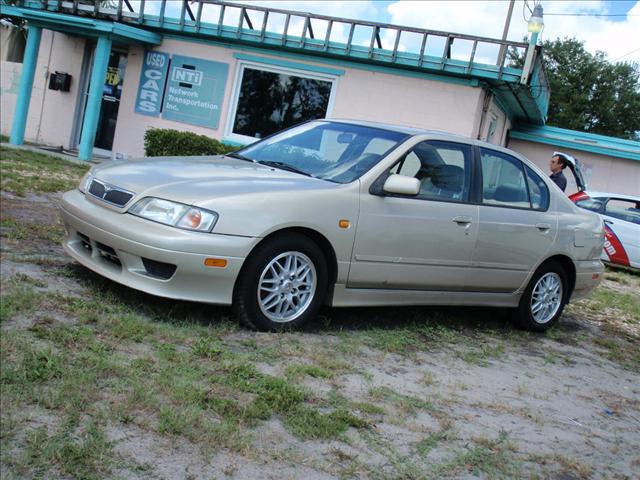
[388,141,472,202]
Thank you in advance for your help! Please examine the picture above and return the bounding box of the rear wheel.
[514,261,568,331]
[233,233,328,331]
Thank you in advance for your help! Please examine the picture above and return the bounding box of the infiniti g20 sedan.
[60,120,605,331]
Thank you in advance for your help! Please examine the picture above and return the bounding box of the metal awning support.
[9,25,42,145]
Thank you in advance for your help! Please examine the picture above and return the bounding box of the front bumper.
[60,189,260,305]
[571,259,605,301]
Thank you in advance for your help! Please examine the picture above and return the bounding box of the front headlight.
[129,197,218,232]
[79,172,93,193]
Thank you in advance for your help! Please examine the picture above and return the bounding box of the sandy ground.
[1,191,639,479]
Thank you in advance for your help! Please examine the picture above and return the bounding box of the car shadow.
[310,304,516,334]
[64,263,585,337]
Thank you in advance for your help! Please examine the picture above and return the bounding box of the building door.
[76,48,128,153]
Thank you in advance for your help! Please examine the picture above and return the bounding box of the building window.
[227,63,336,143]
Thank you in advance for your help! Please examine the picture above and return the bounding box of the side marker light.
[204,258,227,268]
[338,219,350,229]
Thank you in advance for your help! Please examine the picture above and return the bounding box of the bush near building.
[144,129,238,157]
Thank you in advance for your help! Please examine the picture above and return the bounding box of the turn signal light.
[204,258,227,268]
[338,219,350,229]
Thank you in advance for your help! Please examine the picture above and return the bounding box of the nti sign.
[134,52,228,129]
[162,55,228,128]
[171,67,203,86]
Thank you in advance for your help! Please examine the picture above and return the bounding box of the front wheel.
[233,234,328,331]
[513,261,568,332]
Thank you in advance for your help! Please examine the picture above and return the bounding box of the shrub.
[144,129,239,157]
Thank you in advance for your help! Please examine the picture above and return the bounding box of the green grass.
[284,362,334,380]
[456,339,505,367]
[284,405,368,440]
[587,288,640,321]
[358,322,459,356]
[0,276,43,322]
[434,431,522,478]
[1,217,65,244]
[1,147,638,478]
[0,146,88,196]
[19,421,115,480]
[368,386,436,417]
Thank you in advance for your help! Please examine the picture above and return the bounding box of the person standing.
[549,154,568,191]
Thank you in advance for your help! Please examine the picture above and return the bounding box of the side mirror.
[383,174,420,196]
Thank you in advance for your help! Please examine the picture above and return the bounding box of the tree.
[511,38,640,139]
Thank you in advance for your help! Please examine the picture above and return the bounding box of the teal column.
[78,35,112,161]
[10,25,42,145]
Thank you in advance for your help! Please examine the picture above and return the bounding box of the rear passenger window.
[389,141,472,202]
[524,165,549,210]
[480,149,530,208]
[605,198,640,225]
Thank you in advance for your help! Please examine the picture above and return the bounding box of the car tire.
[513,261,568,332]
[233,233,328,331]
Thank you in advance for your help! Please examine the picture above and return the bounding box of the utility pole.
[498,0,516,67]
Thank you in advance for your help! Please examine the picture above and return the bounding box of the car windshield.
[233,121,410,183]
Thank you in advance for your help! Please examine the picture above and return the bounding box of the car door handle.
[452,216,473,225]
[535,223,551,231]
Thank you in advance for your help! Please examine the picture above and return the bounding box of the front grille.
[87,179,134,207]
[142,258,177,280]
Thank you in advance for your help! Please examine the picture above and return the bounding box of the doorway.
[75,47,128,154]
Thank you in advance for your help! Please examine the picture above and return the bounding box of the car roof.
[325,118,463,138]
[323,119,519,153]
[586,191,640,202]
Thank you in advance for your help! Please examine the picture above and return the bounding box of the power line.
[544,13,640,17]
[612,48,640,62]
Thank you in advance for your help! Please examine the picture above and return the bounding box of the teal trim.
[10,26,42,145]
[509,126,640,162]
[163,34,478,87]
[1,5,162,45]
[78,35,113,161]
[233,53,345,77]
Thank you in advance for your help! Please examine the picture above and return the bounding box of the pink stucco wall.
[112,38,486,158]
[508,138,640,196]
[0,30,85,148]
[0,61,21,136]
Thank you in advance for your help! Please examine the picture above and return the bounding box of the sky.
[228,0,640,64]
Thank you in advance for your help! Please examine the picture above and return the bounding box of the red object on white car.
[557,151,640,269]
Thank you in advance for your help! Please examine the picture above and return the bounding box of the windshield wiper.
[257,161,313,177]
[226,152,255,162]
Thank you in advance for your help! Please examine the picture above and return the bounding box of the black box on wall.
[48,72,72,92]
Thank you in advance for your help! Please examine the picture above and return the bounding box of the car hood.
[91,155,336,206]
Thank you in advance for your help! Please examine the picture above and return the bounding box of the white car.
[552,151,640,270]
[572,192,640,270]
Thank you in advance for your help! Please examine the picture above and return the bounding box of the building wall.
[0,30,85,148]
[0,61,22,136]
[113,38,485,158]
[508,138,640,196]
[476,93,509,145]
